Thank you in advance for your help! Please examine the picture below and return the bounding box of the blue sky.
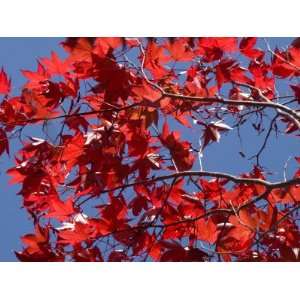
[0,37,298,261]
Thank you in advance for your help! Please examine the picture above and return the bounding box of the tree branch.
[161,92,300,129]
[77,170,300,206]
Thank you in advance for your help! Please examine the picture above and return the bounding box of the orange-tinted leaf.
[62,37,94,62]
[165,38,194,62]
[195,218,218,244]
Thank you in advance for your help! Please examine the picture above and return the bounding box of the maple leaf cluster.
[0,37,300,261]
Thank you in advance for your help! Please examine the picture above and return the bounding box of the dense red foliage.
[1,37,300,261]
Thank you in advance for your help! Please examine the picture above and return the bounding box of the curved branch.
[77,170,300,206]
[161,92,300,129]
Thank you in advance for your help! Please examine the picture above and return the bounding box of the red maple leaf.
[40,51,71,76]
[239,37,265,60]
[160,121,194,171]
[143,40,170,79]
[197,37,238,62]
[165,38,194,62]
[0,67,11,94]
[45,197,76,222]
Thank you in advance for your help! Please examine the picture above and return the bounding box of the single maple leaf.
[195,218,218,244]
[62,37,94,63]
[215,58,250,89]
[94,37,123,57]
[195,119,232,149]
[271,49,296,78]
[45,197,75,222]
[0,67,11,94]
[131,79,162,102]
[169,179,186,205]
[129,195,149,216]
[60,133,85,169]
[197,37,238,62]
[165,38,194,62]
[40,51,71,76]
[20,225,50,254]
[143,40,170,79]
[21,62,49,88]
[58,222,96,245]
[218,216,254,252]
[239,37,264,60]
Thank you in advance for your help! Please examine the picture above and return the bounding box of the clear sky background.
[0,37,298,261]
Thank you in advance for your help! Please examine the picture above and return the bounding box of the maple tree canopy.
[1,37,300,261]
